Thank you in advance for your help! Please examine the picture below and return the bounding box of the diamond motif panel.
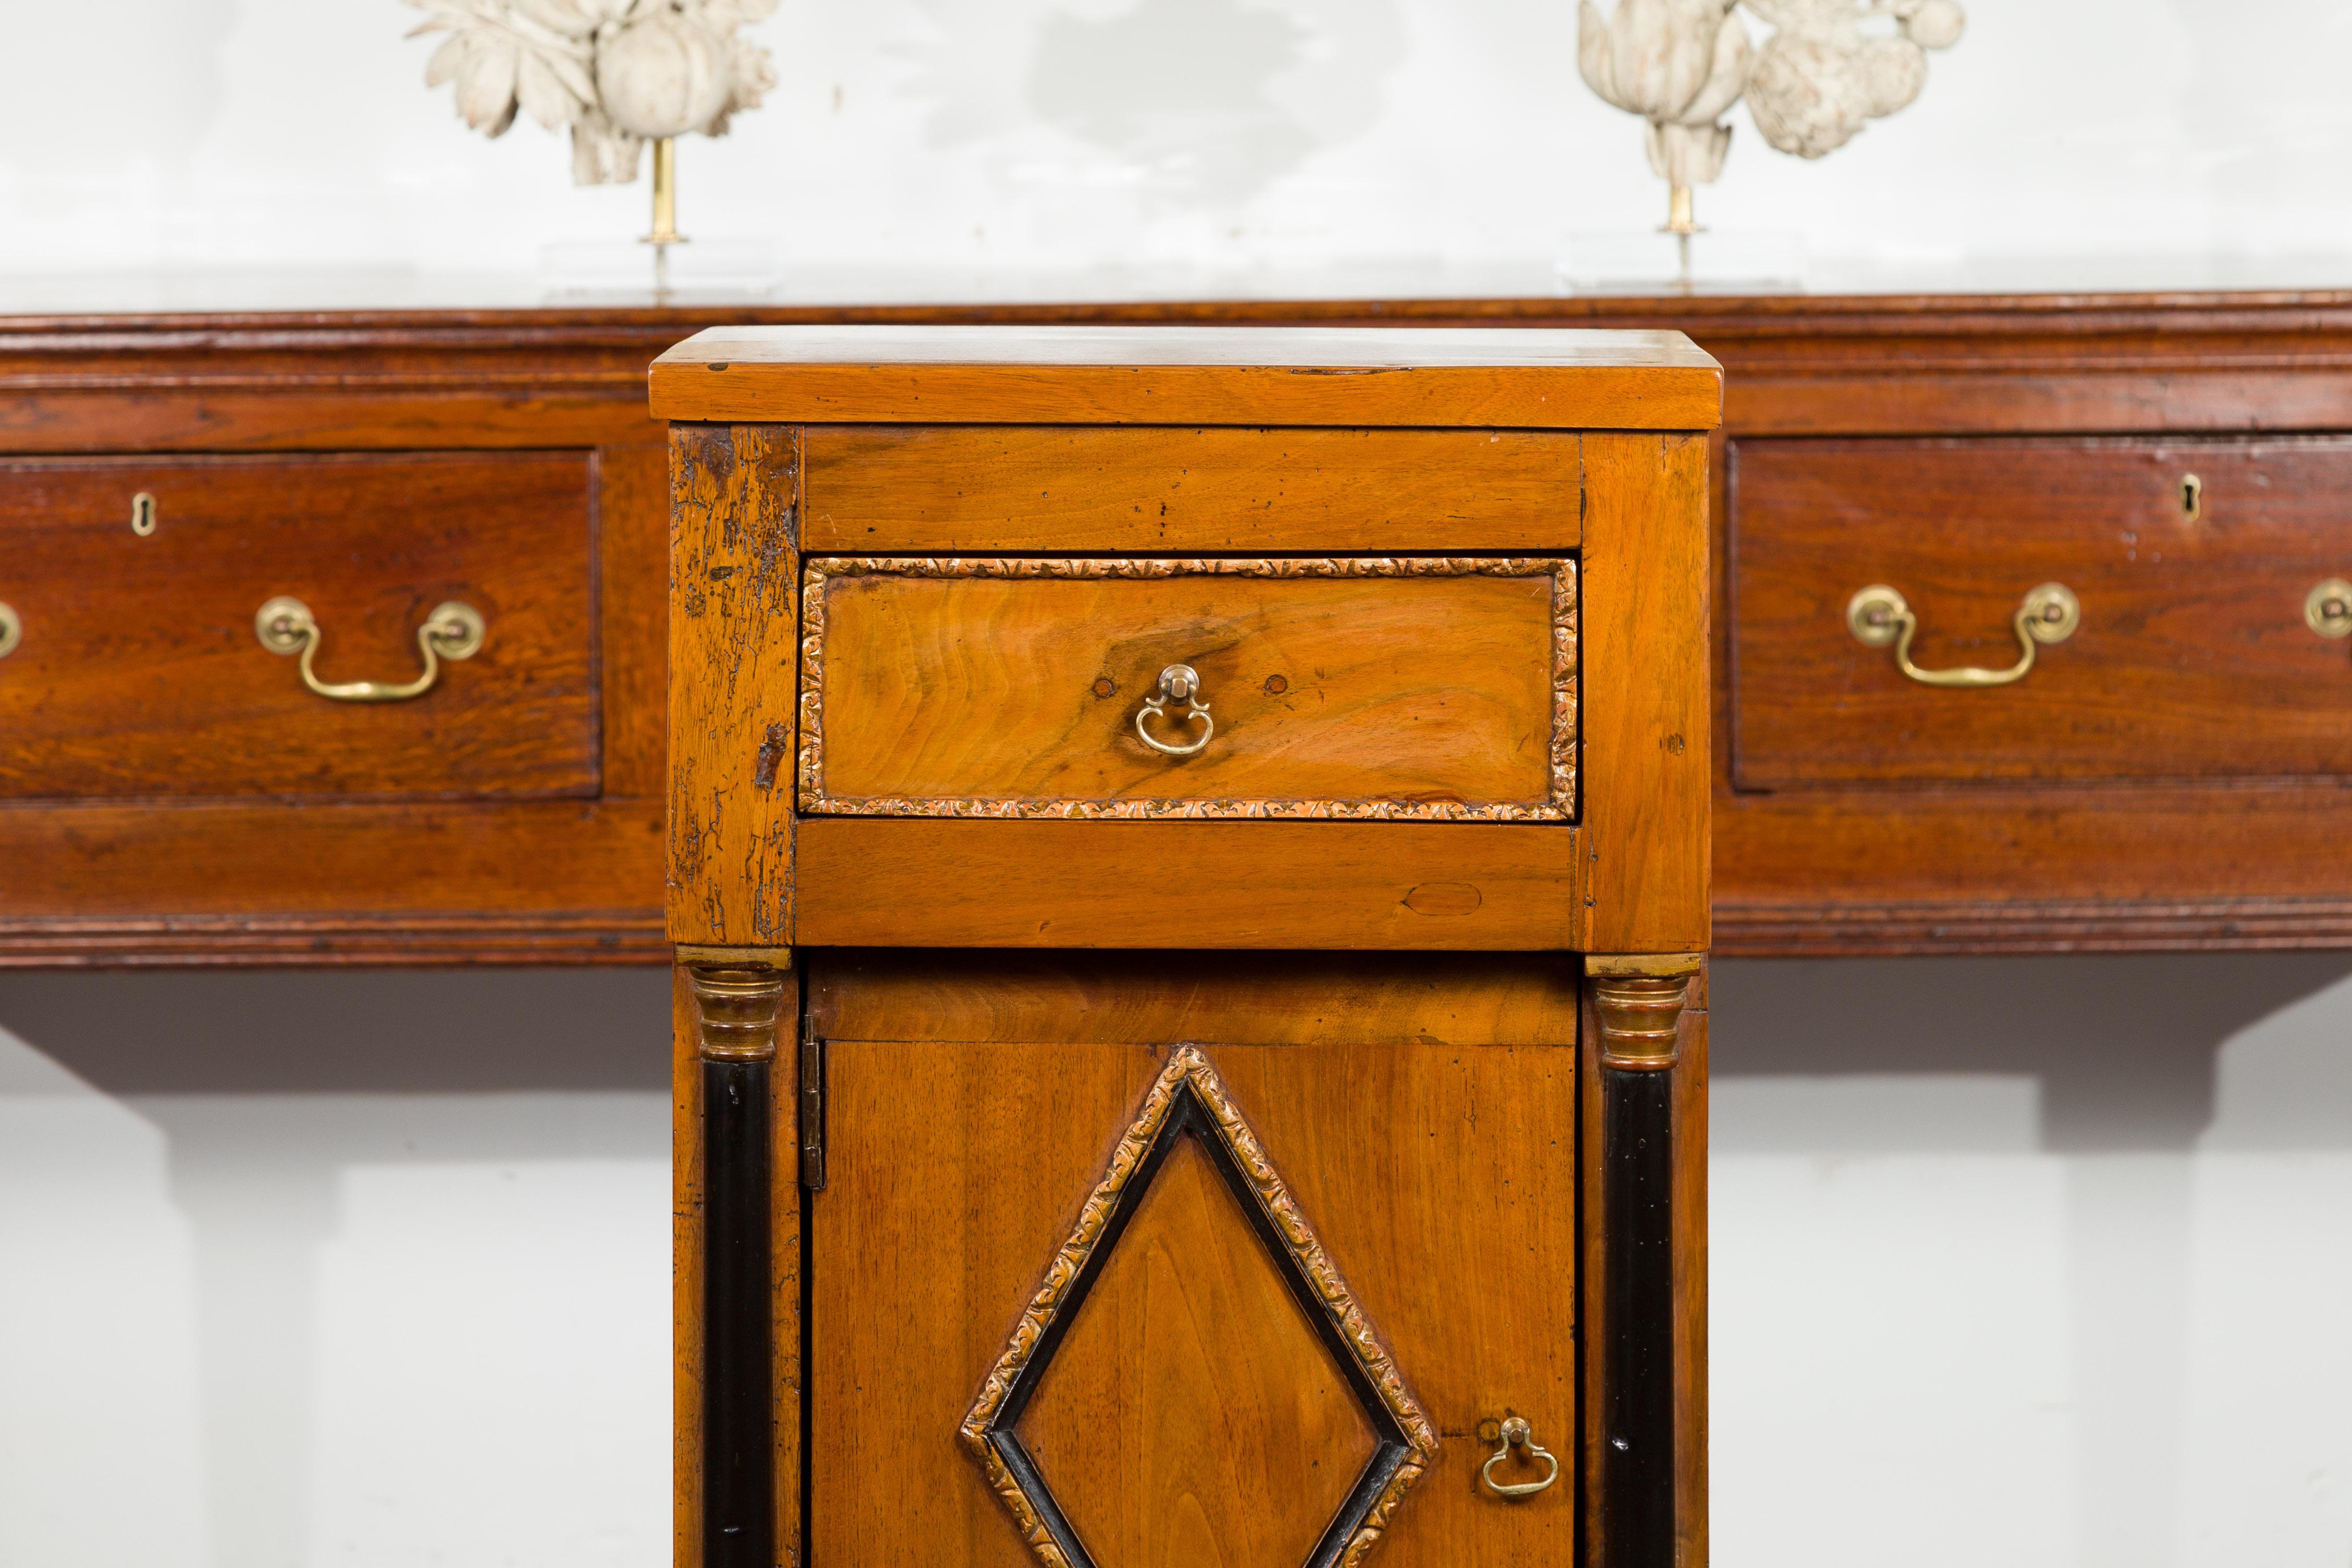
[960,1046,1438,1568]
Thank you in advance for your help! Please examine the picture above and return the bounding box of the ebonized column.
[1591,969,1693,1568]
[689,963,785,1568]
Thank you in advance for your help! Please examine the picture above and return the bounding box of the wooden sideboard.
[655,324,1716,1568]
[5,288,2350,959]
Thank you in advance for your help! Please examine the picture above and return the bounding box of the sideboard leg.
[1589,958,1699,1568]
[688,961,787,1568]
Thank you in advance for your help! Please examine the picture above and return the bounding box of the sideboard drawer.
[0,452,598,800]
[797,555,1577,820]
[1732,436,2352,786]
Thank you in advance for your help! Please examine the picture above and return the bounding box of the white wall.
[9,960,2352,1567]
[5,3,2352,1565]
[3,0,2350,292]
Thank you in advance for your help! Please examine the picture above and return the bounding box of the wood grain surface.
[14,293,2352,961]
[652,325,1722,430]
[800,425,1583,553]
[801,558,1571,819]
[806,948,1582,1046]
[1014,1134,1381,1568]
[792,818,1582,949]
[1733,435,2352,784]
[667,426,799,946]
[807,950,1579,1568]
[0,452,596,799]
[1578,433,1712,955]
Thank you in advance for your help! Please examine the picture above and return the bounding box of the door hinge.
[798,1025,827,1191]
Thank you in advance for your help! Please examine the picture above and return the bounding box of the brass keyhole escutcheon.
[2309,579,2352,641]
[2178,473,2202,522]
[131,492,157,536]
[0,601,20,660]
[1479,1415,1559,1500]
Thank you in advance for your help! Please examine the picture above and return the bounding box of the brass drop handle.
[1847,582,2080,689]
[0,602,19,660]
[1479,1416,1559,1500]
[1135,663,1214,756]
[2307,579,2352,640]
[255,595,486,703]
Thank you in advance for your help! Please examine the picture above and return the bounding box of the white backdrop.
[4,3,2352,1565]
[4,0,2351,286]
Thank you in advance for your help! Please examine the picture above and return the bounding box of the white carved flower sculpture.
[1577,0,1964,205]
[406,0,779,185]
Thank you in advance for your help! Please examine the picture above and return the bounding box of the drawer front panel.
[0,453,597,800]
[799,556,1576,820]
[802,426,1583,552]
[1733,436,2352,786]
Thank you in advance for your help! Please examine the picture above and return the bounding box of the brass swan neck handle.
[255,595,486,703]
[1847,582,2079,689]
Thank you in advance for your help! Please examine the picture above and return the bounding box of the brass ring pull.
[1847,582,2079,689]
[255,595,486,703]
[1479,1416,1559,1500]
[1135,663,1214,756]
[2307,579,2352,640]
[0,601,19,660]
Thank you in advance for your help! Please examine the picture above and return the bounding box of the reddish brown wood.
[13,290,2352,959]
[599,442,673,800]
[0,452,597,799]
[1732,436,2352,785]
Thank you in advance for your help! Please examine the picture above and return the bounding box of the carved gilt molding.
[959,1044,1439,1568]
[798,555,1577,822]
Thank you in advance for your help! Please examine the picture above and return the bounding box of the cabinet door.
[806,953,1579,1567]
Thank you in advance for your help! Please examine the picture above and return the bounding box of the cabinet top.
[648,325,1721,430]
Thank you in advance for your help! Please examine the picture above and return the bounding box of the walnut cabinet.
[656,326,1719,1568]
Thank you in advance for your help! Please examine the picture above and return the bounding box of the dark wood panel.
[0,452,597,800]
[1733,436,2352,785]
[11,292,2352,958]
[0,797,662,921]
[801,425,1583,553]
[792,818,1582,950]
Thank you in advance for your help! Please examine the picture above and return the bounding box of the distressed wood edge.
[667,423,800,947]
[797,555,1577,822]
[957,1044,1439,1567]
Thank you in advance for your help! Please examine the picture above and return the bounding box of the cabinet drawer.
[0,452,597,800]
[796,555,1577,821]
[1732,436,2352,786]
